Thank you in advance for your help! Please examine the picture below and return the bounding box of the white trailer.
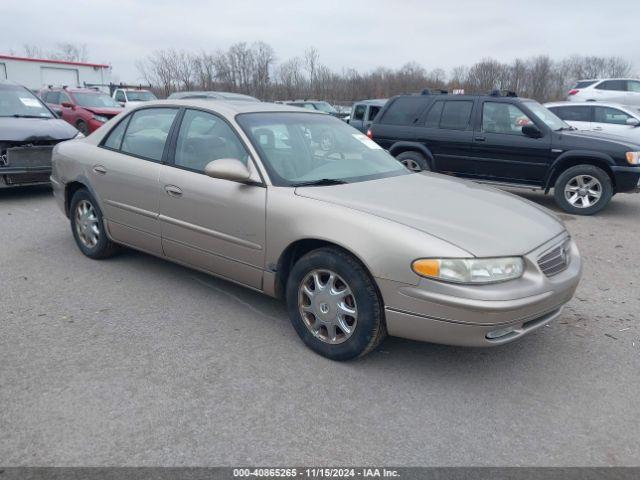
[0,54,111,92]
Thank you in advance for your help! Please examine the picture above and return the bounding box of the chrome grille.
[538,239,571,277]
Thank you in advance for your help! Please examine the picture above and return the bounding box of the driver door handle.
[93,165,107,175]
[164,185,183,197]
[475,136,486,141]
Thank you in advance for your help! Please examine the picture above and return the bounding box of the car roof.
[47,87,103,93]
[134,99,325,116]
[391,93,534,102]
[355,99,387,105]
[168,91,259,101]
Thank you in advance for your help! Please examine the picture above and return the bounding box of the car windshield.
[313,102,338,114]
[0,84,53,118]
[126,91,157,101]
[74,92,121,108]
[237,112,408,187]
[525,101,569,131]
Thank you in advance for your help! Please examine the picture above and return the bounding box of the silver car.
[51,100,582,360]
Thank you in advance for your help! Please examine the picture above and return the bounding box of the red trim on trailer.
[0,54,110,69]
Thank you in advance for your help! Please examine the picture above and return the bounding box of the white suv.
[567,79,640,105]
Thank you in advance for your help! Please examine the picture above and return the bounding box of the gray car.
[51,100,582,360]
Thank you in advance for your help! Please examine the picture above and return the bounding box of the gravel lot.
[1,185,639,466]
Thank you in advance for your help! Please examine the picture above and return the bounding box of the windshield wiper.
[292,178,347,187]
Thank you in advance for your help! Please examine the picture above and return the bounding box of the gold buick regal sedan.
[51,100,582,360]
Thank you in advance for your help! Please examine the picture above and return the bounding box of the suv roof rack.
[420,88,449,95]
[489,89,518,97]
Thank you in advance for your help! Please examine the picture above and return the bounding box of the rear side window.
[574,81,597,89]
[439,101,473,130]
[380,96,430,125]
[352,105,366,121]
[594,107,632,125]
[627,80,640,93]
[120,108,179,162]
[423,101,443,128]
[549,106,591,122]
[595,80,627,91]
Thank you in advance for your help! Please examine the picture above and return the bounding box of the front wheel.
[553,165,612,215]
[286,247,386,360]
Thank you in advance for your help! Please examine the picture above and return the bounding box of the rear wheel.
[70,189,118,258]
[396,151,430,172]
[553,164,612,215]
[286,247,386,360]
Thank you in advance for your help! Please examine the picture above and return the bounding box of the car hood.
[554,129,640,150]
[295,173,566,257]
[0,117,78,142]
[84,107,123,116]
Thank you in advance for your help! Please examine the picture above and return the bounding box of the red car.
[40,87,123,135]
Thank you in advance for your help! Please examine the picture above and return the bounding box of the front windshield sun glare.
[236,112,408,187]
[525,101,569,131]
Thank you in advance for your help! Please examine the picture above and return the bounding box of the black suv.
[368,90,640,214]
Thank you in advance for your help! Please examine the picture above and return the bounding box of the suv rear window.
[439,101,473,130]
[380,96,430,125]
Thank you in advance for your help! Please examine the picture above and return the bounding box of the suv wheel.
[553,165,613,215]
[70,189,119,258]
[286,247,386,361]
[396,151,430,172]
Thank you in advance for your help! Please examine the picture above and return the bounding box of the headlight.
[626,152,640,165]
[74,131,85,139]
[412,257,524,284]
[92,114,108,123]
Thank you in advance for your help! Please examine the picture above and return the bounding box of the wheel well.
[65,181,87,217]
[273,239,371,300]
[391,146,432,166]
[546,158,615,192]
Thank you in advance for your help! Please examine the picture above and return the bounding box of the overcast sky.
[2,0,639,83]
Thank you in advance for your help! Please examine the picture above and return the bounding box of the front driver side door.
[471,101,550,183]
[158,108,266,289]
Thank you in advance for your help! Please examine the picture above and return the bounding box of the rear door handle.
[475,136,486,141]
[164,185,183,197]
[593,127,603,131]
[93,165,107,175]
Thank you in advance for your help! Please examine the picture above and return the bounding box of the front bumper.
[611,165,640,193]
[378,233,581,347]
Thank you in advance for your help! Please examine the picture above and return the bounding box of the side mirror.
[626,117,640,127]
[61,102,74,109]
[522,123,542,138]
[204,158,255,183]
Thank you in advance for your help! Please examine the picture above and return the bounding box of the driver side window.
[174,109,248,172]
[482,102,533,135]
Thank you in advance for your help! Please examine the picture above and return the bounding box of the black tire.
[286,247,386,361]
[76,120,89,136]
[553,164,613,215]
[396,151,430,172]
[69,189,119,259]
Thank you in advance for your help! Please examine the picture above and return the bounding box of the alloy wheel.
[564,174,602,208]
[298,269,358,344]
[401,158,422,172]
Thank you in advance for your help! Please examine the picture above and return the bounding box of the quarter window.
[594,107,632,125]
[439,101,473,130]
[352,105,366,121]
[103,117,130,150]
[380,96,431,125]
[174,109,248,172]
[120,108,178,162]
[482,102,533,135]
